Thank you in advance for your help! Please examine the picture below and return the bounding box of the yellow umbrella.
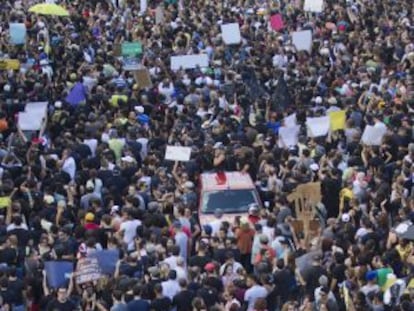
[28,3,70,17]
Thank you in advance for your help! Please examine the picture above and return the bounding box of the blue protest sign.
[45,261,74,288]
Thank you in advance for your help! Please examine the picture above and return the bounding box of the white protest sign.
[284,113,297,127]
[221,23,241,45]
[292,30,312,52]
[306,116,330,137]
[165,146,192,162]
[18,102,48,131]
[155,5,164,25]
[140,0,147,14]
[278,125,300,148]
[171,54,209,71]
[304,0,324,13]
[361,125,387,145]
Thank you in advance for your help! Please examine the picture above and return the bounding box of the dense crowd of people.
[0,0,413,310]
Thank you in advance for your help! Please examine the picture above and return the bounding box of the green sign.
[121,42,143,57]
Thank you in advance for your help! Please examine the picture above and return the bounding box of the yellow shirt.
[110,95,128,108]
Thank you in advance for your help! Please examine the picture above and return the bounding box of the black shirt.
[47,298,76,311]
[150,296,171,311]
[173,289,196,311]
[7,278,25,305]
[188,254,210,270]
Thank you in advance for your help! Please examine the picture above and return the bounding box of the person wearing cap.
[84,212,99,231]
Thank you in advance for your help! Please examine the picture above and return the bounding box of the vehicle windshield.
[201,189,258,214]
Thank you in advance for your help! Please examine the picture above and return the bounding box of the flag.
[65,82,86,107]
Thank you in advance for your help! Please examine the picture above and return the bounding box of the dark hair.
[112,290,123,301]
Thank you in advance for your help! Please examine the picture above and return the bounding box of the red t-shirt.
[84,223,99,230]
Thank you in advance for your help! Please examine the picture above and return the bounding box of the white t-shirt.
[244,285,268,311]
[120,219,141,251]
[62,156,76,180]
[84,139,98,157]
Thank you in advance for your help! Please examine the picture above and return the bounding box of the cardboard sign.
[134,68,152,88]
[306,116,330,137]
[0,59,20,70]
[45,261,73,289]
[18,102,48,131]
[270,14,284,31]
[9,23,26,45]
[304,0,324,13]
[165,146,192,161]
[292,30,312,52]
[113,44,122,57]
[122,42,143,57]
[329,110,346,131]
[170,54,209,71]
[361,125,387,145]
[75,257,102,284]
[221,23,241,45]
[88,250,119,275]
[287,182,321,220]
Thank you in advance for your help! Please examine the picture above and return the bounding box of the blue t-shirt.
[127,299,150,311]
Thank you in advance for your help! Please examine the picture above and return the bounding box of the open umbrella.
[28,3,70,17]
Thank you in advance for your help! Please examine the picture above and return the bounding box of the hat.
[259,234,269,244]
[213,142,224,149]
[366,270,378,282]
[204,262,215,272]
[315,96,323,104]
[173,220,182,229]
[110,205,120,215]
[341,213,350,223]
[184,181,194,189]
[248,204,259,214]
[85,212,95,222]
[214,209,223,218]
[319,275,329,286]
[134,106,145,114]
[86,180,94,189]
[54,101,62,109]
[310,163,319,171]
[44,195,55,205]
[328,97,338,105]
[121,155,135,163]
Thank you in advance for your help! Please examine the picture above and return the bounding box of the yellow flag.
[0,59,20,70]
[329,110,346,131]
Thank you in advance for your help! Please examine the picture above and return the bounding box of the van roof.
[200,172,255,191]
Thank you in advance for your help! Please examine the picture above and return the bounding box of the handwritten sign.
[75,257,102,284]
[18,102,48,131]
[9,23,26,45]
[170,54,209,71]
[361,125,387,146]
[165,146,192,162]
[304,0,324,13]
